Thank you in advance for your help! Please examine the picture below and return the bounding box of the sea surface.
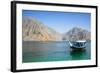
[22,41,91,63]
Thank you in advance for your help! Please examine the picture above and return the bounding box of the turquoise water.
[22,41,91,63]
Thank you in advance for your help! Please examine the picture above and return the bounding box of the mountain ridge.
[63,27,91,41]
[22,16,62,41]
[22,16,91,41]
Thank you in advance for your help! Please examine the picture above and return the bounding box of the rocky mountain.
[63,27,91,41]
[22,16,62,41]
[22,16,90,41]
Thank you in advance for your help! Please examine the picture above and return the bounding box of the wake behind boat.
[69,40,86,50]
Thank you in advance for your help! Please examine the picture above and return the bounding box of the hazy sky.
[22,10,91,33]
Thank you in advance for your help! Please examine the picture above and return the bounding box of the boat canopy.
[76,40,86,42]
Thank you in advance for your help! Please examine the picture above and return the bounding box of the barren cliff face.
[22,16,61,41]
[64,27,91,41]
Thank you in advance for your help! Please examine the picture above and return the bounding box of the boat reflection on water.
[70,47,87,60]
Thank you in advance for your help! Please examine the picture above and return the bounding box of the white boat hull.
[69,40,86,49]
